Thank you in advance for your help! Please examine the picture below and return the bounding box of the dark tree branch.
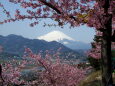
[0,64,4,83]
[39,0,61,14]
[0,64,2,77]
[112,30,115,42]
[103,0,110,13]
[69,15,77,21]
[39,0,77,21]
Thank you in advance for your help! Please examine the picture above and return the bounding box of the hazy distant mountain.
[60,39,91,50]
[0,34,83,59]
[37,30,91,50]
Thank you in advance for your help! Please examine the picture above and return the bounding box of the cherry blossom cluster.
[24,48,87,86]
[87,30,115,59]
[88,42,101,59]
[0,46,88,86]
[0,0,91,27]
[0,60,27,85]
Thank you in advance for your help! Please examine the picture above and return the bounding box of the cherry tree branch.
[39,0,77,21]
[39,0,61,14]
[0,2,11,18]
[112,30,115,42]
[0,64,4,83]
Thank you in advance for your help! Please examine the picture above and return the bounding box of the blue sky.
[0,0,96,43]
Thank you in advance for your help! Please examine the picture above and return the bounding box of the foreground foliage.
[0,48,89,86]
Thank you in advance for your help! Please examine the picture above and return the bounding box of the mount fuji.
[37,31,91,50]
[38,30,75,42]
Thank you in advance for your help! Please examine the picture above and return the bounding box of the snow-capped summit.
[37,30,75,42]
[37,30,91,50]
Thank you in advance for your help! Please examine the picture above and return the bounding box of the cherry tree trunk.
[101,14,113,86]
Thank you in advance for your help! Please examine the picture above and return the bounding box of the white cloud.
[63,41,69,44]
